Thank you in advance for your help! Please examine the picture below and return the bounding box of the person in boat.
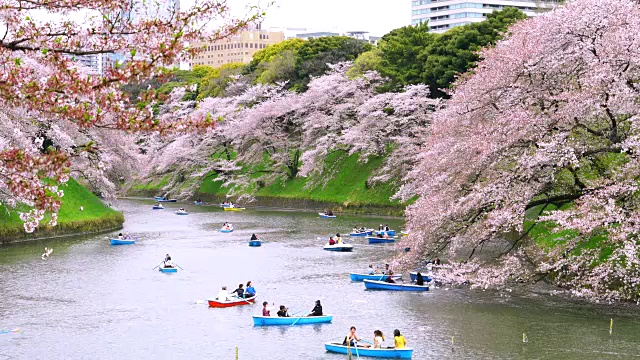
[245,281,256,298]
[308,300,323,316]
[336,234,343,244]
[416,272,425,286]
[328,237,336,246]
[117,233,123,240]
[262,301,271,316]
[385,224,390,231]
[178,208,185,212]
[385,270,396,283]
[163,256,173,268]
[250,233,259,241]
[277,305,290,317]
[393,329,407,349]
[383,264,391,274]
[343,326,361,347]
[383,233,390,239]
[156,203,162,207]
[378,224,383,231]
[434,257,442,265]
[377,233,384,238]
[328,210,334,216]
[217,286,231,301]
[352,227,359,234]
[231,283,244,298]
[373,330,385,349]
[367,264,376,275]
[359,227,366,232]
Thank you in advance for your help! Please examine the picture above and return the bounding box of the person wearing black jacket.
[308,300,323,316]
[277,305,290,317]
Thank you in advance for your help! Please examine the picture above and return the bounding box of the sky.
[229,0,411,37]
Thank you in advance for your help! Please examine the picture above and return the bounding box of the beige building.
[190,30,285,68]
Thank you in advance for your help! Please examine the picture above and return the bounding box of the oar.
[173,263,184,270]
[0,328,20,335]
[354,340,360,358]
[290,309,311,326]
[152,263,162,270]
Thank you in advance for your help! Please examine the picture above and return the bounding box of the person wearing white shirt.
[217,286,231,301]
[367,264,375,275]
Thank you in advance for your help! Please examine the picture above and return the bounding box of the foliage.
[0,0,262,231]
[197,63,246,100]
[246,38,305,76]
[397,0,640,301]
[346,48,383,79]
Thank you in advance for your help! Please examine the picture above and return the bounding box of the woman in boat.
[117,233,123,240]
[383,264,391,274]
[262,302,271,316]
[164,256,173,268]
[308,300,323,316]
[277,305,290,317]
[245,281,256,298]
[416,272,425,286]
[217,286,230,301]
[393,329,406,349]
[231,283,244,298]
[373,330,385,349]
[336,233,342,244]
[385,224,390,231]
[250,233,259,241]
[328,237,336,246]
[343,326,361,347]
[378,224,383,231]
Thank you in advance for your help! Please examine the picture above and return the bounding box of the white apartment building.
[411,0,561,33]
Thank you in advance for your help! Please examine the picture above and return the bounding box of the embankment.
[0,178,124,243]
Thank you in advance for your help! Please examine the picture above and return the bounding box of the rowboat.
[363,280,429,291]
[176,211,188,215]
[154,196,165,201]
[249,240,262,247]
[252,315,332,326]
[152,205,164,210]
[220,228,234,233]
[367,236,396,244]
[401,230,409,236]
[323,243,353,252]
[110,238,135,245]
[318,213,336,218]
[349,273,402,282]
[158,199,178,203]
[324,342,413,359]
[207,295,256,308]
[220,203,233,208]
[409,272,433,282]
[349,230,373,237]
[158,266,178,273]
[224,207,245,212]
[375,230,396,236]
[194,201,204,205]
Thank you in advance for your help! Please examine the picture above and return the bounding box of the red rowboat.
[207,295,256,308]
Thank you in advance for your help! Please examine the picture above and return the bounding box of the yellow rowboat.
[223,207,245,212]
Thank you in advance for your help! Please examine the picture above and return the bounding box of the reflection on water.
[0,199,639,359]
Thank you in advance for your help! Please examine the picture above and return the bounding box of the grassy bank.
[129,152,406,215]
[0,178,124,243]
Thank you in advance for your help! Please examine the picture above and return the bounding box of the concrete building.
[190,29,285,68]
[411,0,561,33]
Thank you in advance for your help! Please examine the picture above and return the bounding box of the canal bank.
[0,178,124,244]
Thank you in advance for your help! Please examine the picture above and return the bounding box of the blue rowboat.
[349,273,402,282]
[323,244,353,252]
[252,315,332,326]
[367,237,396,244]
[318,212,336,218]
[375,230,396,236]
[324,342,413,359]
[176,211,188,215]
[220,228,234,233]
[154,196,165,201]
[409,272,433,282]
[110,238,135,245]
[194,201,204,205]
[349,231,372,237]
[249,240,262,247]
[159,267,178,273]
[159,199,178,203]
[152,205,164,210]
[363,280,429,291]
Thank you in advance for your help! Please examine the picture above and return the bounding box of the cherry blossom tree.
[397,0,640,301]
[0,0,262,231]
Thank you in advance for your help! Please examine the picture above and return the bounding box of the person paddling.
[308,300,323,316]
[250,233,259,241]
[416,272,425,286]
[277,305,290,317]
[231,283,244,298]
[343,326,361,347]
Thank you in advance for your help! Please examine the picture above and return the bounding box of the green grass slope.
[0,178,124,242]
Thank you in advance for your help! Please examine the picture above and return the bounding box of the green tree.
[346,48,382,79]
[421,7,527,97]
[293,36,372,91]
[256,49,298,85]
[246,38,305,77]
[197,63,246,100]
[377,22,436,92]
